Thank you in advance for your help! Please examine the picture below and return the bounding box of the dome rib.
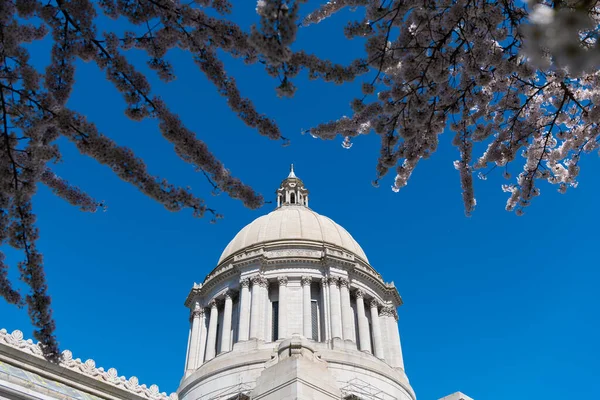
[218,206,368,264]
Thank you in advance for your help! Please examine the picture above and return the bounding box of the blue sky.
[2,2,600,400]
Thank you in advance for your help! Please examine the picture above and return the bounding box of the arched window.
[290,192,296,204]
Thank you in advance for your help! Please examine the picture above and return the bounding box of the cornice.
[189,242,402,307]
[0,329,177,400]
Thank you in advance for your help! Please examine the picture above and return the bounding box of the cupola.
[276,164,309,207]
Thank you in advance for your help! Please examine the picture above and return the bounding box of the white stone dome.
[218,205,369,264]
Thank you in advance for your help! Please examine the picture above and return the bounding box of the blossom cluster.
[302,0,600,218]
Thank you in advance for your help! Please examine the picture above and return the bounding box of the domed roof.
[218,205,368,264]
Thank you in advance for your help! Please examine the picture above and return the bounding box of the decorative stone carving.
[355,289,364,298]
[338,277,349,288]
[321,277,328,287]
[369,299,380,309]
[259,276,269,287]
[208,299,218,308]
[251,275,263,286]
[328,276,339,286]
[0,329,178,400]
[190,309,204,319]
[380,306,395,317]
[277,276,288,286]
[240,277,250,288]
[301,275,312,286]
[268,249,322,259]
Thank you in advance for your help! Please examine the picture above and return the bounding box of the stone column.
[321,278,330,341]
[370,299,384,359]
[301,276,313,339]
[339,278,353,341]
[355,290,372,354]
[238,278,251,341]
[249,275,262,340]
[278,276,288,339]
[259,277,269,341]
[328,277,342,339]
[205,300,219,361]
[185,307,202,372]
[220,291,233,353]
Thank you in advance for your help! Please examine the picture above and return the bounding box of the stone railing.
[0,328,178,400]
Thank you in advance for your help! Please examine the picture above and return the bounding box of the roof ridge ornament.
[0,328,178,400]
[276,164,309,208]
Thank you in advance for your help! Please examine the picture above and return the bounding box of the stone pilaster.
[259,277,269,341]
[205,300,219,361]
[355,290,372,354]
[185,306,203,372]
[328,277,342,339]
[370,299,384,359]
[301,276,312,339]
[278,276,288,339]
[220,291,233,353]
[184,321,191,373]
[339,278,353,342]
[197,307,208,365]
[380,306,395,366]
[238,278,251,341]
[321,278,330,341]
[249,275,262,340]
[384,307,404,369]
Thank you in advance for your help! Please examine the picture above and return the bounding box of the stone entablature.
[0,328,177,400]
[186,242,402,310]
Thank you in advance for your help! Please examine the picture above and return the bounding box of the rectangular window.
[272,301,279,341]
[311,300,319,341]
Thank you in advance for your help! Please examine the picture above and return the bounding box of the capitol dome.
[179,166,413,400]
[218,206,369,264]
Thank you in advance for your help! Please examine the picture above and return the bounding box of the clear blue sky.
[2,3,600,400]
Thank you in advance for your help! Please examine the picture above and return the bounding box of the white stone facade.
[178,169,415,400]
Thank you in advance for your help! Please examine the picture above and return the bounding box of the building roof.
[218,205,369,264]
[0,328,177,400]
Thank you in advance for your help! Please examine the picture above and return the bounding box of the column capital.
[355,289,365,298]
[259,276,269,288]
[328,276,339,286]
[189,308,204,322]
[339,277,349,288]
[224,290,234,300]
[240,277,251,288]
[301,275,312,286]
[369,299,380,309]
[380,306,395,317]
[277,276,288,286]
[321,277,328,287]
[251,274,262,286]
[208,299,218,308]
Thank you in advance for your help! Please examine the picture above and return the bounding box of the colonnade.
[184,274,404,375]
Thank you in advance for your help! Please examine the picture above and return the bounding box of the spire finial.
[288,164,296,178]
